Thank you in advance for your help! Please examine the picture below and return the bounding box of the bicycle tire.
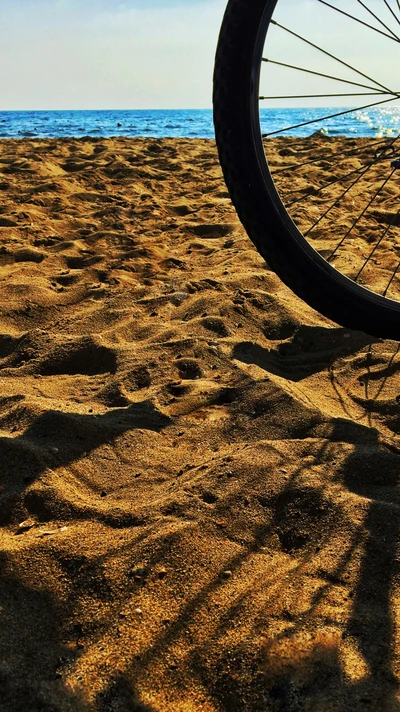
[213,0,400,339]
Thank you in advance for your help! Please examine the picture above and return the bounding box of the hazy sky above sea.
[0,0,398,111]
[0,0,227,110]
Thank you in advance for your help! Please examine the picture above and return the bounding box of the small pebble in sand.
[170,292,187,306]
[222,570,232,579]
[18,519,35,531]
[133,567,147,577]
[134,608,143,615]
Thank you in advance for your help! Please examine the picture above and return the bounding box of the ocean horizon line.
[0,108,213,114]
[1,107,399,140]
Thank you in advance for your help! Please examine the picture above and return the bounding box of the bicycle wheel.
[213,0,400,339]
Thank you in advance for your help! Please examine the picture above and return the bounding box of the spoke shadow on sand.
[257,434,400,711]
[0,561,84,712]
[86,420,400,710]
[1,378,400,709]
[0,561,158,711]
[233,325,376,381]
[0,400,171,526]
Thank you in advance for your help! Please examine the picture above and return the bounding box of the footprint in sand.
[36,337,117,376]
[0,216,18,227]
[97,382,132,408]
[28,182,60,194]
[65,254,103,269]
[200,316,230,337]
[61,161,91,173]
[174,358,203,380]
[187,223,235,239]
[0,334,22,359]
[14,248,45,264]
[124,366,152,391]
[271,486,340,554]
[170,204,193,216]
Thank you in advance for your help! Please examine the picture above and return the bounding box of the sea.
[0,107,400,140]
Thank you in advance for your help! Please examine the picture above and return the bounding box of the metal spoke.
[261,58,387,92]
[285,159,378,208]
[354,203,400,282]
[304,161,380,236]
[372,343,400,402]
[317,0,400,42]
[383,0,400,28]
[280,135,400,205]
[271,19,397,94]
[258,1,400,307]
[329,168,397,260]
[355,0,400,40]
[271,137,398,176]
[383,259,400,296]
[262,96,399,137]
[260,91,388,99]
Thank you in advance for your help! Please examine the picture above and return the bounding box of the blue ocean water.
[1,107,400,139]
[0,110,215,140]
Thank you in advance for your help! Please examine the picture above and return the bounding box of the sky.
[0,0,227,110]
[0,0,398,111]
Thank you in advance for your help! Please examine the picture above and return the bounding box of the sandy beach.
[0,136,400,711]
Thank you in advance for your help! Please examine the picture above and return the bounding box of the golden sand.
[0,136,399,711]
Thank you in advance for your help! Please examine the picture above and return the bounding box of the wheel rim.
[252,0,400,310]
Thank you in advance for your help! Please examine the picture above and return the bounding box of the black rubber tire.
[213,0,400,339]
